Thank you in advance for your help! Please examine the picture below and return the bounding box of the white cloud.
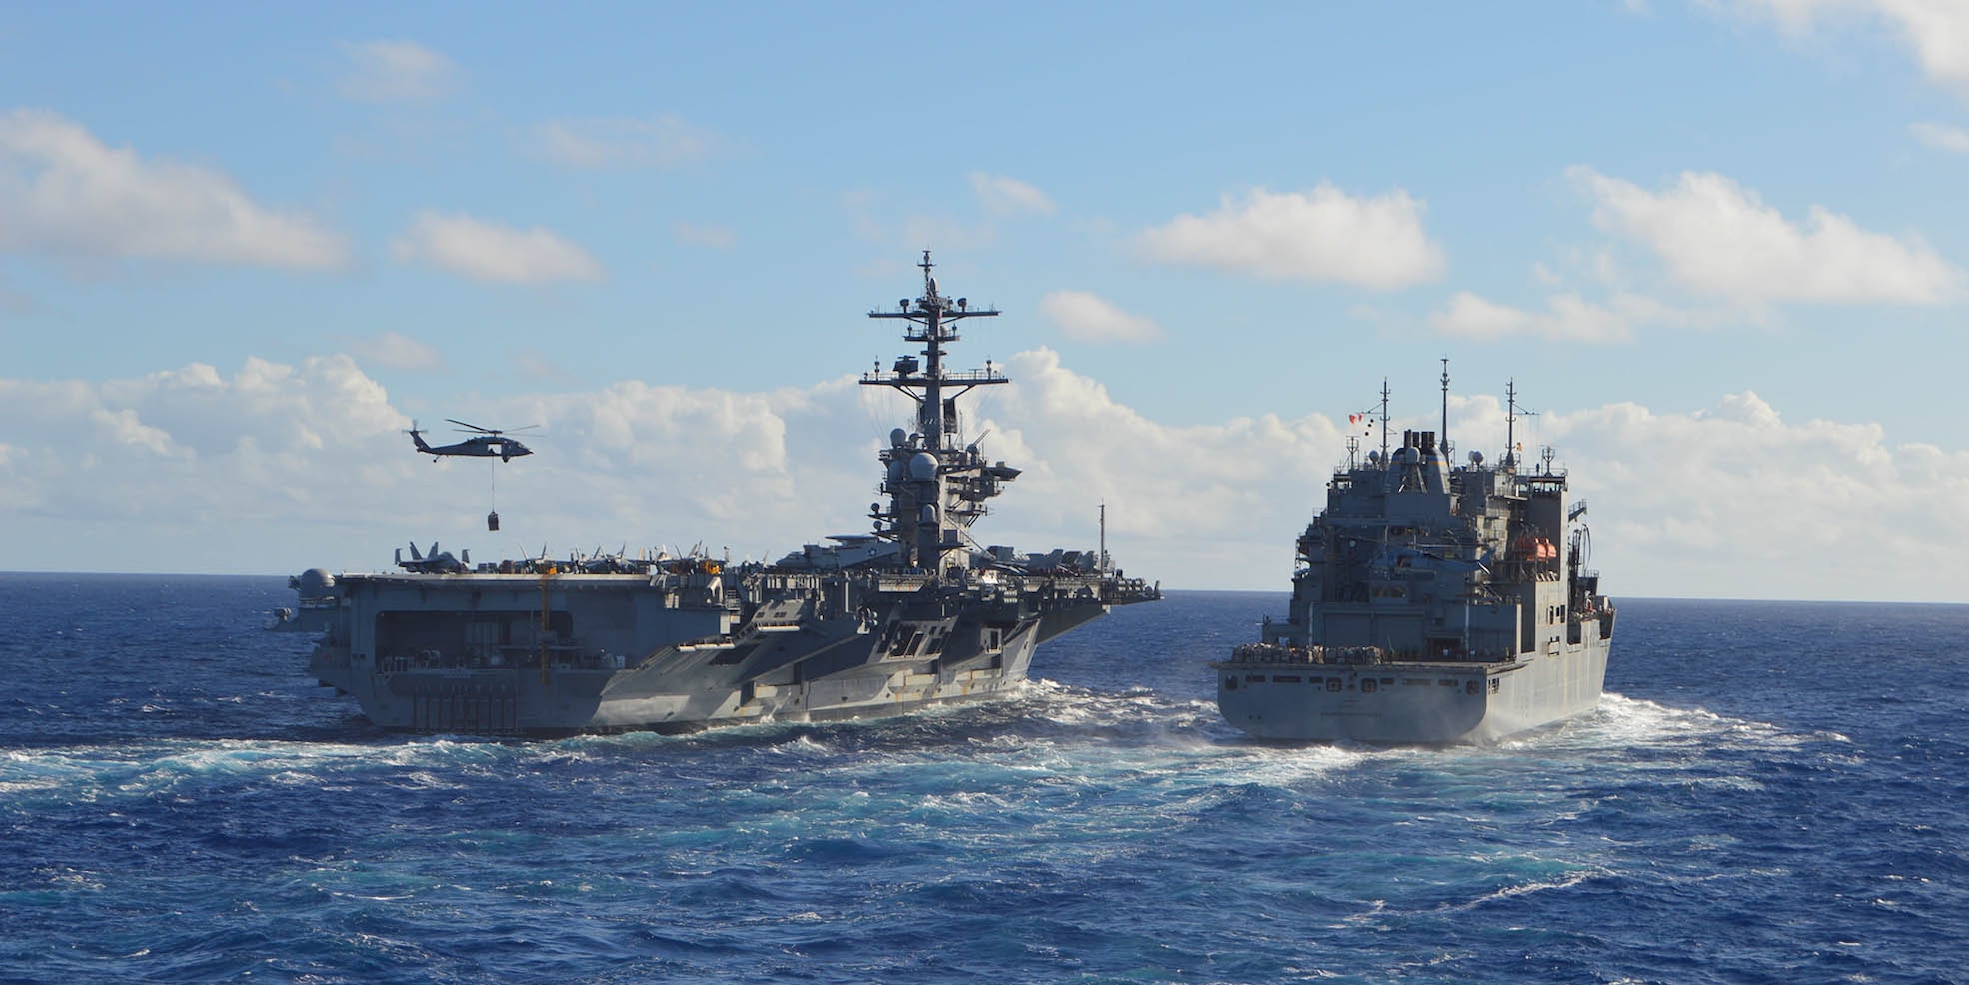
[969,172,1056,216]
[673,221,737,249]
[534,114,719,170]
[1725,0,1969,92]
[1910,120,1969,152]
[7,351,1969,600]
[339,40,461,103]
[0,109,349,270]
[1430,288,1743,344]
[1137,184,1445,289]
[348,331,445,371]
[1430,291,1634,344]
[391,211,605,284]
[1571,166,1960,305]
[1536,390,1969,600]
[1037,290,1164,344]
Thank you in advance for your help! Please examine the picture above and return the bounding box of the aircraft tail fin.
[408,541,423,561]
[461,549,471,566]
[410,423,432,453]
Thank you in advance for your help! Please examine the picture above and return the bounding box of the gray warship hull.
[297,565,1144,734]
[1214,632,1611,744]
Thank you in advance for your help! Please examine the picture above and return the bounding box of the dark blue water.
[2,574,1965,984]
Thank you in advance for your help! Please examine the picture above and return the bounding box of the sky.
[3,1,1969,601]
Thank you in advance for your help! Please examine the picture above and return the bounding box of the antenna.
[1439,357,1449,455]
[1504,379,1516,469]
[1099,502,1109,572]
[1379,378,1391,465]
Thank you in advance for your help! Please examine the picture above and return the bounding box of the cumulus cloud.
[339,40,461,103]
[1137,184,1445,289]
[6,351,1968,600]
[1430,291,1634,344]
[1910,120,1969,152]
[1571,166,1960,305]
[534,114,720,170]
[391,211,605,284]
[1535,390,1969,600]
[1726,0,1969,92]
[1429,289,1739,344]
[969,172,1056,216]
[0,109,349,270]
[1037,290,1164,344]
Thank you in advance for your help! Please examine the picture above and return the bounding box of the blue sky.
[4,1,1969,600]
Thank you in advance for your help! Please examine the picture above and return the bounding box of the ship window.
[1273,675,1302,684]
[1402,678,1429,687]
[1245,674,1267,684]
[1360,679,1377,693]
[1488,679,1501,694]
[1326,679,1342,692]
[1438,679,1456,687]
[1224,676,1238,690]
[1380,678,1394,685]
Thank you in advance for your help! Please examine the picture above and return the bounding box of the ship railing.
[859,368,1008,385]
[1226,642,1387,666]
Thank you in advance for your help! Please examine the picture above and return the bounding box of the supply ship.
[1214,372,1614,743]
[278,254,1159,734]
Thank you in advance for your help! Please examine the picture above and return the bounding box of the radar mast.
[862,252,1017,570]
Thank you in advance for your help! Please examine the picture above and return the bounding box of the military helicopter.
[409,419,537,462]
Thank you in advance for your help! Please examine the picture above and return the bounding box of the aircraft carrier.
[1214,372,1615,743]
[277,254,1160,734]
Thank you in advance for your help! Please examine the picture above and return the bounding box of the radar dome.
[1469,450,1484,465]
[297,568,336,596]
[909,452,938,481]
[887,460,906,483]
[889,428,907,447]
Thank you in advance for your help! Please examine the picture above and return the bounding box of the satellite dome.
[887,459,906,483]
[889,428,907,447]
[1469,450,1484,465]
[909,452,938,481]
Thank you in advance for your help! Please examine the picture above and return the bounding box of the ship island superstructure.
[1214,375,1615,743]
[281,254,1159,734]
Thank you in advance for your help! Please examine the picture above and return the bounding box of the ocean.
[1,573,1964,984]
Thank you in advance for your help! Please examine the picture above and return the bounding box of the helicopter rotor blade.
[446,419,494,434]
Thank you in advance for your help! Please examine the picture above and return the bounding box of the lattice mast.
[862,252,1015,570]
